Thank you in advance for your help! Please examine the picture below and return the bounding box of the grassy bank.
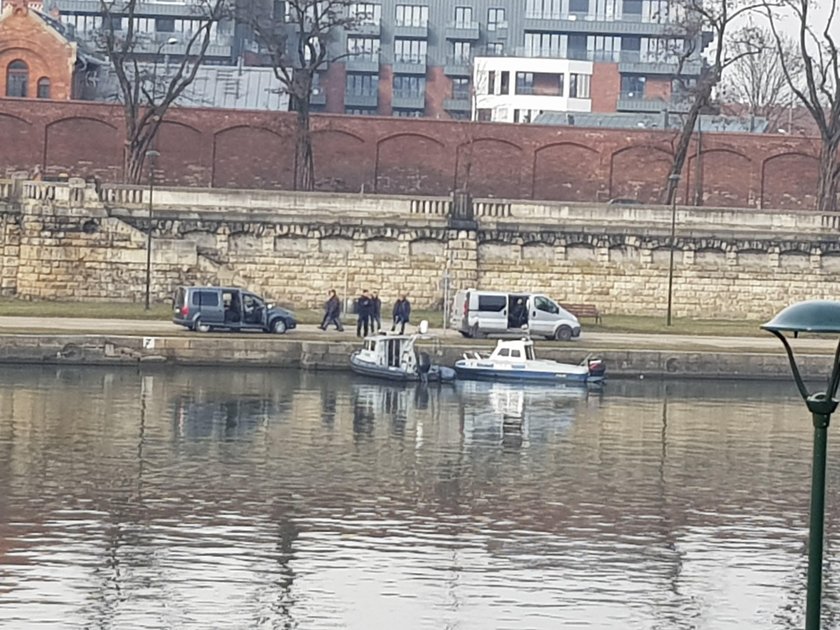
[0,299,767,336]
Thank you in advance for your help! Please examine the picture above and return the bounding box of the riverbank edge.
[0,332,832,380]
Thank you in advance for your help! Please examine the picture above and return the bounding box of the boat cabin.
[489,339,537,362]
[359,334,417,370]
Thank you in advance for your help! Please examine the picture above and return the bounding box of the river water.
[1,366,840,629]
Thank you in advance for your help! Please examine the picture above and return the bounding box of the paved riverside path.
[0,316,836,354]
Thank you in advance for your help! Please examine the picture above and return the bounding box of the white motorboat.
[454,338,605,384]
[350,324,456,383]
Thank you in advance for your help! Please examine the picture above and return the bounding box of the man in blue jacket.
[319,289,344,331]
[391,293,411,334]
[356,289,373,337]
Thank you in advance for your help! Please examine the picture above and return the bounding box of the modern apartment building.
[315,0,705,120]
[44,0,704,120]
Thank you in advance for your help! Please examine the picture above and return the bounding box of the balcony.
[352,21,381,36]
[522,14,670,36]
[445,20,480,40]
[392,94,426,109]
[345,92,378,108]
[345,55,380,73]
[444,96,471,111]
[392,56,426,75]
[393,22,428,38]
[617,94,690,113]
[444,56,472,76]
[486,22,508,40]
[618,53,703,75]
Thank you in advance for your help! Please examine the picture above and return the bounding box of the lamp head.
[166,37,178,45]
[761,300,840,336]
[145,150,160,160]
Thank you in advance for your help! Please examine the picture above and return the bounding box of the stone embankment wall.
[2,178,840,319]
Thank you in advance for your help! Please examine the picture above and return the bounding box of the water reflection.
[0,366,839,629]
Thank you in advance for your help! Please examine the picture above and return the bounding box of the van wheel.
[272,319,287,334]
[555,326,572,342]
[194,319,211,333]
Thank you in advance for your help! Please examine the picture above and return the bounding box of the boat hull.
[454,363,600,384]
[351,354,455,382]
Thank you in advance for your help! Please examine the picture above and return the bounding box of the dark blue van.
[172,286,297,334]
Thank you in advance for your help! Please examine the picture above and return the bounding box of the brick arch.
[0,112,34,174]
[456,138,525,199]
[686,148,753,208]
[212,125,292,190]
[374,132,451,195]
[313,129,370,192]
[761,152,819,210]
[44,116,121,180]
[156,120,208,186]
[532,142,602,202]
[609,145,674,203]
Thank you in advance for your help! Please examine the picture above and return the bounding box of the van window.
[534,296,559,314]
[478,295,507,312]
[192,290,219,307]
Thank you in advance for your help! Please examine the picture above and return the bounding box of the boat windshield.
[525,345,535,360]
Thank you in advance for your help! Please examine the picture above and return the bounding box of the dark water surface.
[1,366,840,629]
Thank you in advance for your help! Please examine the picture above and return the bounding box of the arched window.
[6,60,28,97]
[37,77,50,99]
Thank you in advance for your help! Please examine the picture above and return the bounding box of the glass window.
[569,0,589,13]
[451,77,470,98]
[347,36,380,59]
[454,6,472,26]
[478,295,506,311]
[623,0,642,14]
[515,72,534,94]
[486,42,504,55]
[535,296,559,313]
[452,41,471,61]
[193,290,219,307]
[156,17,175,32]
[620,75,645,96]
[393,75,425,96]
[350,2,381,23]
[395,4,428,26]
[6,60,28,97]
[346,73,378,95]
[499,70,509,95]
[487,7,505,30]
[510,349,522,358]
[394,39,426,62]
[498,348,510,357]
[36,77,50,99]
[569,73,590,98]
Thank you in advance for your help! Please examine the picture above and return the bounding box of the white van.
[450,289,581,341]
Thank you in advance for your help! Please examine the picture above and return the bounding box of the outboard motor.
[417,351,432,374]
[587,357,606,379]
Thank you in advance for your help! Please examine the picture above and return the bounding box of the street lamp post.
[762,300,840,630]
[144,150,160,310]
[666,173,681,326]
[151,37,178,101]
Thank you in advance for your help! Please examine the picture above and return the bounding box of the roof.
[96,63,289,111]
[533,111,770,134]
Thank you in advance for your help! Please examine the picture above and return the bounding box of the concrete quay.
[0,317,836,380]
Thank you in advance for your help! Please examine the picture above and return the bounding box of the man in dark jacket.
[320,289,344,331]
[356,289,373,337]
[371,291,382,332]
[391,293,411,334]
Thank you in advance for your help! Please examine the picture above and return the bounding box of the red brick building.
[0,0,89,100]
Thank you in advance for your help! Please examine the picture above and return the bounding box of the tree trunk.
[816,138,840,211]
[124,144,145,185]
[662,87,709,206]
[295,106,314,191]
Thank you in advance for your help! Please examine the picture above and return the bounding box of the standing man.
[356,289,373,338]
[320,289,344,331]
[371,290,382,332]
[391,293,411,334]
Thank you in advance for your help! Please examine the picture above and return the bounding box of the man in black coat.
[391,293,411,334]
[371,290,382,332]
[356,289,373,337]
[320,289,344,331]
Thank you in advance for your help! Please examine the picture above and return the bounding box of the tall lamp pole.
[666,173,681,326]
[151,37,178,101]
[762,300,840,630]
[144,150,160,310]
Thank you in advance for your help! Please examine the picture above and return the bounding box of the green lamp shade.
[762,300,840,334]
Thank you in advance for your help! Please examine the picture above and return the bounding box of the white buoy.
[419,320,429,334]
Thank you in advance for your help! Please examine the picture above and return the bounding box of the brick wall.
[0,97,831,209]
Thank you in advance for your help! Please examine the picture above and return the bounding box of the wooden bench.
[561,303,603,324]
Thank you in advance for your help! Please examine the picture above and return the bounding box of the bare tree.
[661,0,764,205]
[725,26,803,131]
[98,0,228,184]
[765,0,840,211]
[248,0,358,191]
